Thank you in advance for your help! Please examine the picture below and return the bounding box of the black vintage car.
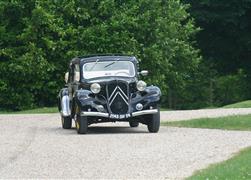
[58,55,161,134]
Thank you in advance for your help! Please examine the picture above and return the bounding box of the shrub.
[214,70,249,106]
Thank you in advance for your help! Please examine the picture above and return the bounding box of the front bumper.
[80,109,158,119]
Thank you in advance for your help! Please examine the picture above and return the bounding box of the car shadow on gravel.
[87,126,148,134]
[44,126,148,135]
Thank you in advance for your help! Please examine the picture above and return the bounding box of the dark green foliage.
[173,62,213,109]
[185,0,251,74]
[183,0,251,107]
[214,69,249,106]
[0,0,201,110]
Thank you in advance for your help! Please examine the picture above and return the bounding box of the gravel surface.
[161,108,251,122]
[0,111,251,179]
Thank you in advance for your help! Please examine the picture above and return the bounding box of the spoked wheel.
[76,115,88,134]
[129,121,139,127]
[61,116,72,129]
[147,108,160,133]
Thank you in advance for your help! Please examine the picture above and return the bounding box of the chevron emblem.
[109,86,128,106]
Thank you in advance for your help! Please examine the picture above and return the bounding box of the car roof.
[81,55,136,61]
[70,54,137,64]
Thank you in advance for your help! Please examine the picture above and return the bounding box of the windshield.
[83,61,136,79]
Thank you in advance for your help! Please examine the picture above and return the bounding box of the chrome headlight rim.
[90,83,101,94]
[137,80,147,91]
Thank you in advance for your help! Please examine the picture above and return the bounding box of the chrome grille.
[107,81,129,114]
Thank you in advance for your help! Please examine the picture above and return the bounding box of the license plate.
[109,114,131,119]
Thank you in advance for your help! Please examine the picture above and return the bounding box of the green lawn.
[163,115,251,179]
[223,100,251,108]
[162,114,251,131]
[0,107,58,114]
[160,107,170,111]
[188,147,251,180]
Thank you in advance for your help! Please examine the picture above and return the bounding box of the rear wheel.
[129,121,139,127]
[76,115,88,134]
[61,116,72,129]
[147,108,160,133]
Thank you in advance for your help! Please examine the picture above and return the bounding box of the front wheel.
[147,109,160,133]
[61,116,72,129]
[76,115,88,134]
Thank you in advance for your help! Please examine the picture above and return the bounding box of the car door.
[67,65,72,99]
[68,63,80,115]
[72,63,80,96]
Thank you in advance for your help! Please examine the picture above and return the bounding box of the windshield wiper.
[90,58,100,71]
[104,58,119,68]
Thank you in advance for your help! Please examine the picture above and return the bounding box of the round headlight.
[137,80,146,91]
[90,83,101,94]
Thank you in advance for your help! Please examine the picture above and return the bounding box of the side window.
[73,64,80,82]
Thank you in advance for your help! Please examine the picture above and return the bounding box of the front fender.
[74,89,107,112]
[75,89,93,107]
[131,86,161,110]
[144,86,161,102]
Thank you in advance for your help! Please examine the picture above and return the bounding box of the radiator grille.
[107,81,129,114]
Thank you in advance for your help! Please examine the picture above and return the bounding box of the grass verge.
[223,100,251,108]
[188,147,251,180]
[160,107,170,111]
[162,114,251,131]
[0,107,58,114]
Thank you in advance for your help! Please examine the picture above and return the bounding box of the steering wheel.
[115,71,130,76]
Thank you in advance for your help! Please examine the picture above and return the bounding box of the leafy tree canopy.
[184,0,251,75]
[0,0,200,110]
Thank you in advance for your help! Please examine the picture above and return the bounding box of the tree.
[0,0,200,110]
[184,0,251,105]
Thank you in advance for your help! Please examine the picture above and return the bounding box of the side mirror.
[65,72,69,83]
[140,70,148,76]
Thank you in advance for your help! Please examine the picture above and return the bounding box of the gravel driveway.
[0,110,251,179]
